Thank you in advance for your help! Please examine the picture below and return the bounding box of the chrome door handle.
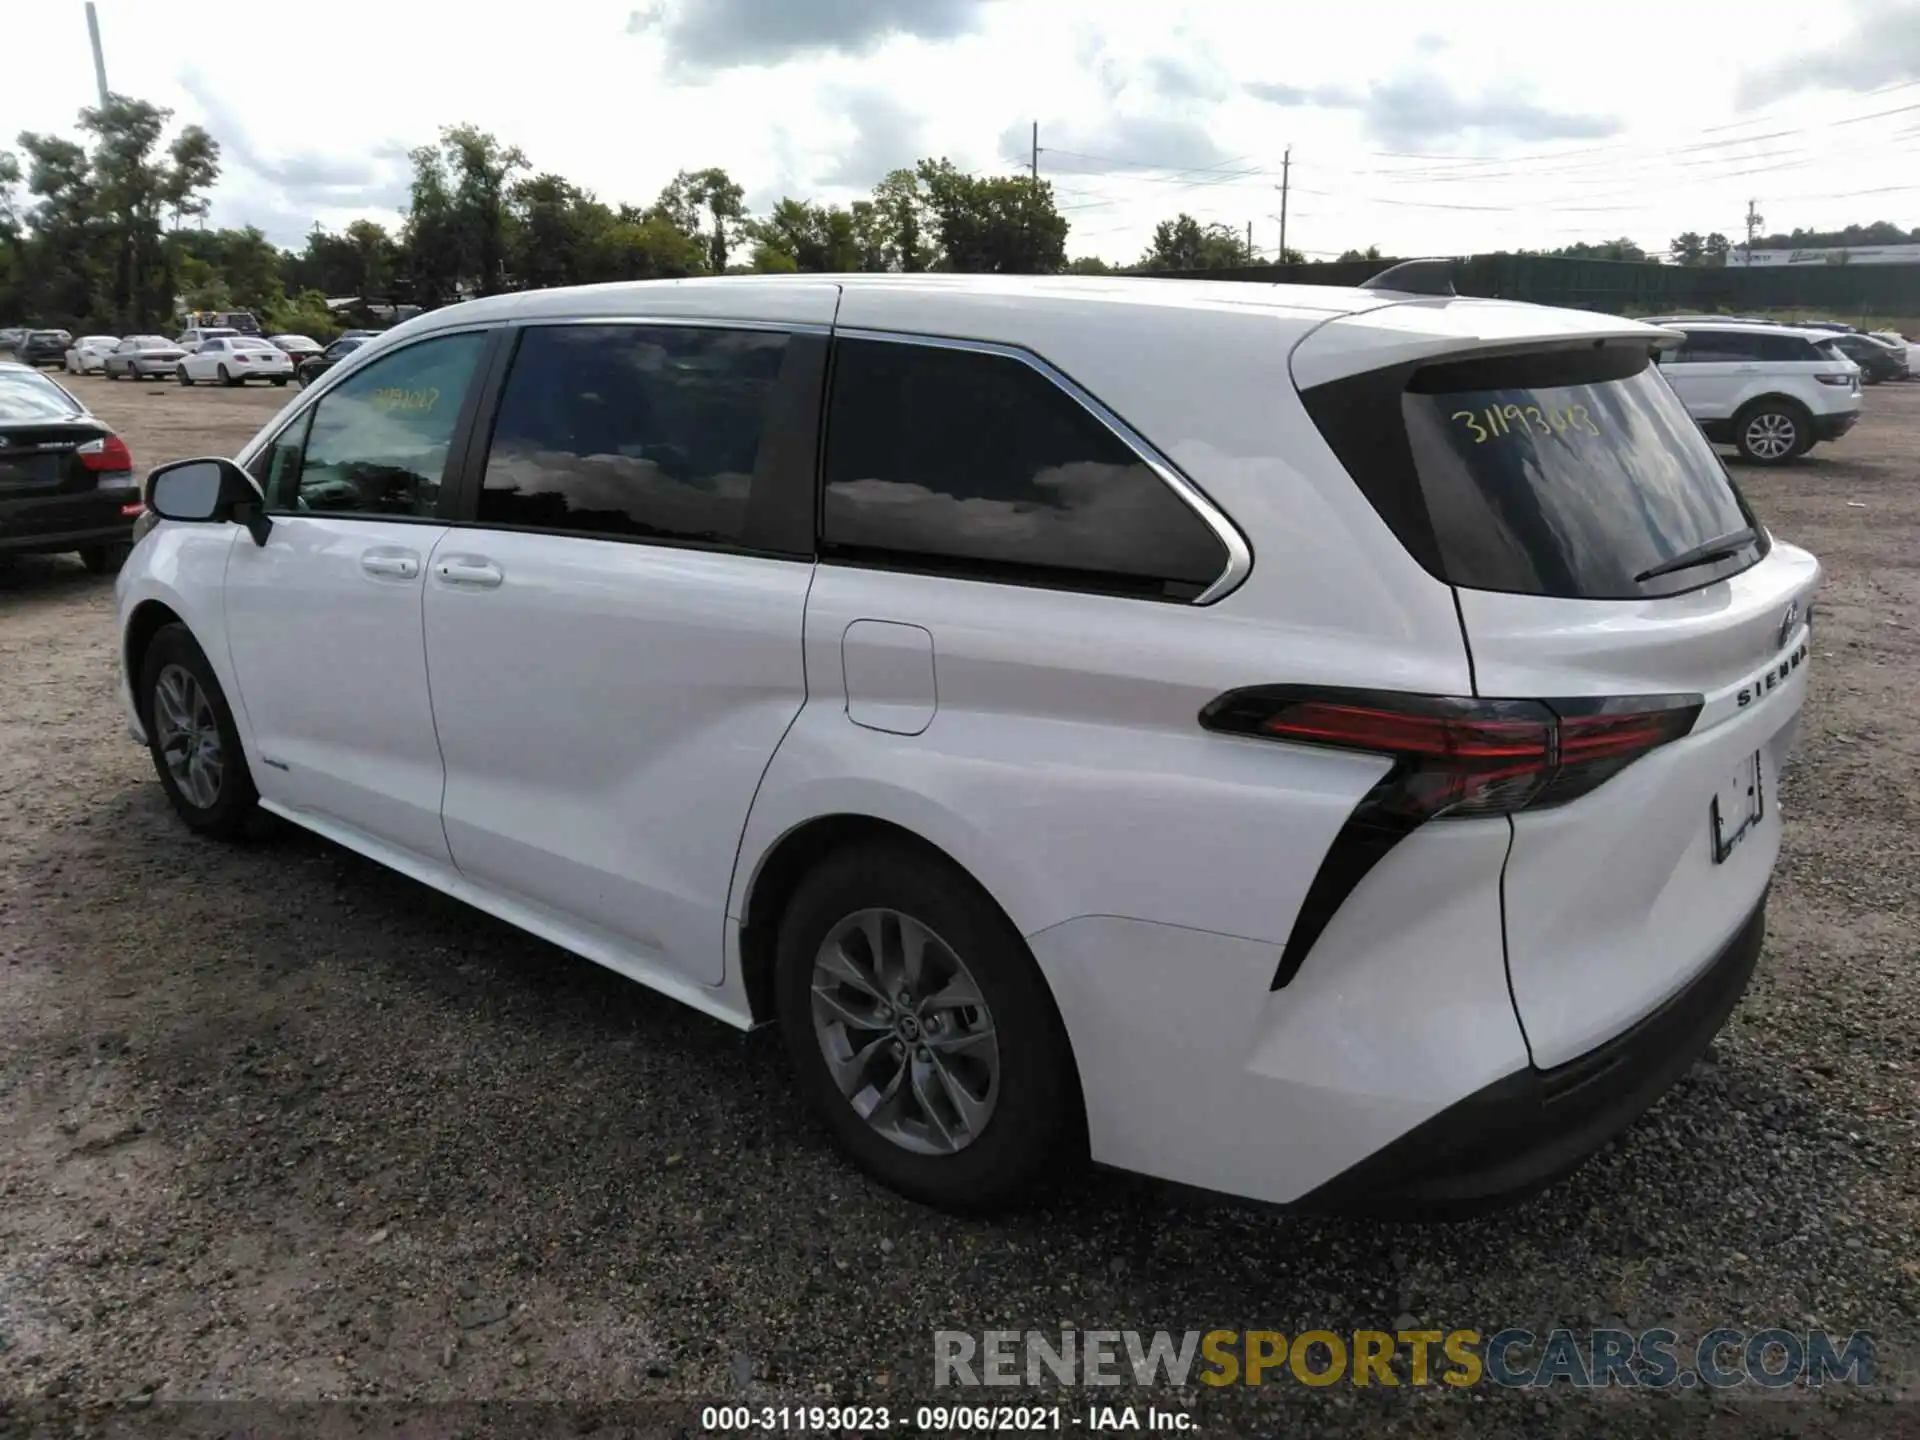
[434,557,504,588]
[360,551,420,579]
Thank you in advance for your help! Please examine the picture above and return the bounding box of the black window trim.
[235,323,507,526]
[438,314,829,563]
[822,327,1252,605]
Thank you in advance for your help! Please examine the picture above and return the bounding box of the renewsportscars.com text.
[934,1327,1874,1390]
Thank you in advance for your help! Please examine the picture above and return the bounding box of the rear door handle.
[434,556,504,589]
[360,550,420,579]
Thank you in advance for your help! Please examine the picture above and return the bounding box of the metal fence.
[1144,254,1920,321]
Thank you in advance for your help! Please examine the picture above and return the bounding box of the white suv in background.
[115,275,1819,1214]
[1655,320,1861,464]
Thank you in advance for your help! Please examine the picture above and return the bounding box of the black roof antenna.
[1360,258,1456,296]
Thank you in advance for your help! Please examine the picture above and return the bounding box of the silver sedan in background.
[104,336,188,381]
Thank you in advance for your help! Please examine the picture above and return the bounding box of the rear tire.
[773,842,1082,1212]
[79,543,130,575]
[138,624,258,840]
[219,364,236,387]
[272,376,288,387]
[177,366,193,386]
[1733,399,1811,465]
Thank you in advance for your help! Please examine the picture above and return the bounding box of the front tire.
[138,624,259,840]
[774,843,1082,1212]
[1734,399,1811,465]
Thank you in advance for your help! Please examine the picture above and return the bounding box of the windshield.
[0,369,83,421]
[1305,344,1763,601]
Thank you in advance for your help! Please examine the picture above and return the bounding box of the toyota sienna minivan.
[115,272,1818,1213]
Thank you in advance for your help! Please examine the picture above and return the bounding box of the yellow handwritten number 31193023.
[1452,402,1599,443]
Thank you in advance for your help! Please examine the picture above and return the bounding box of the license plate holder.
[1711,751,1764,863]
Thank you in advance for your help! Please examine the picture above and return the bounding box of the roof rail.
[1360,258,1456,296]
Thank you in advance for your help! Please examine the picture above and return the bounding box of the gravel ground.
[0,372,1914,1437]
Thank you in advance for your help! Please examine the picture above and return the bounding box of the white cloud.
[0,0,1912,266]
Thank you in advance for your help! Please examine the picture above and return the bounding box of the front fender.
[116,524,251,754]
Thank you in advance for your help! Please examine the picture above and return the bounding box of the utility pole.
[1743,199,1763,265]
[1247,219,1253,260]
[1030,122,1039,198]
[1274,145,1291,263]
[85,1,110,107]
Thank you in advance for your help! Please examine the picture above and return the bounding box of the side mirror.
[146,457,272,547]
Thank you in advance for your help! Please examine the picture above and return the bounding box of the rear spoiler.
[1360,259,1456,297]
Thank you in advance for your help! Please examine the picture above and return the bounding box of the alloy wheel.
[809,907,1000,1155]
[152,664,224,810]
[1744,412,1797,461]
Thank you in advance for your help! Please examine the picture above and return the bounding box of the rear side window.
[479,323,792,548]
[1304,345,1763,600]
[821,337,1228,601]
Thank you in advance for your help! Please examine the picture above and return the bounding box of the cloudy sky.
[3,0,1917,264]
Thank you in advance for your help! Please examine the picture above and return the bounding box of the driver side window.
[257,332,487,518]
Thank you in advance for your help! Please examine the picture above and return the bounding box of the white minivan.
[115,274,1818,1213]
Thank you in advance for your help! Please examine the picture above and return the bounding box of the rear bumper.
[0,520,138,554]
[1298,893,1766,1215]
[1811,410,1860,441]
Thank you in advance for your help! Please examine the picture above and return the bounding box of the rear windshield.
[0,369,82,421]
[1303,344,1763,600]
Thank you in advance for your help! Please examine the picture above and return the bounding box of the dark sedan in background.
[1828,331,1908,384]
[294,334,369,386]
[0,362,141,573]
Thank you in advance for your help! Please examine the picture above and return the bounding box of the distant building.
[1736,243,1920,267]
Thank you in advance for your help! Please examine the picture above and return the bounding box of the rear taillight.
[1201,687,1700,821]
[1201,686,1702,987]
[76,434,133,472]
[1816,373,1853,387]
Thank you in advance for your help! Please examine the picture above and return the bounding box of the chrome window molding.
[833,327,1252,605]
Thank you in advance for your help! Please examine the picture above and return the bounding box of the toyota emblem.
[1778,601,1800,651]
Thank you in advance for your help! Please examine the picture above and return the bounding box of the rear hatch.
[1293,300,1820,1068]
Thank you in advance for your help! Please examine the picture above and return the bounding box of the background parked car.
[0,326,27,355]
[181,310,262,336]
[1826,331,1907,383]
[267,333,323,362]
[173,326,239,353]
[105,336,188,381]
[1653,320,1861,463]
[177,335,293,387]
[64,335,121,374]
[1870,330,1920,375]
[17,329,73,367]
[0,360,140,573]
[294,334,369,386]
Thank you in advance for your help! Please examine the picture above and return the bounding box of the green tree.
[745,197,884,272]
[914,158,1066,274]
[1668,231,1704,266]
[74,96,219,327]
[1335,245,1382,263]
[657,167,745,272]
[1139,213,1252,271]
[1063,255,1114,274]
[1702,232,1731,266]
[869,167,936,271]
